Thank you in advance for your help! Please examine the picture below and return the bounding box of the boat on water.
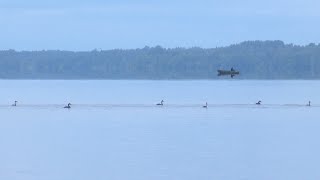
[217,68,240,78]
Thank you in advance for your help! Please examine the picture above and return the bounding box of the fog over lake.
[1,80,320,180]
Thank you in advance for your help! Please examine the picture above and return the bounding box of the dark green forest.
[1,40,320,79]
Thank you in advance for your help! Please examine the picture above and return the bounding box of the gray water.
[1,80,320,180]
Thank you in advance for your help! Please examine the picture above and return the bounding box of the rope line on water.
[0,103,317,109]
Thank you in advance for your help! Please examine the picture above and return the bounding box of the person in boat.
[256,101,261,105]
[231,67,235,72]
[156,100,164,106]
[64,103,71,109]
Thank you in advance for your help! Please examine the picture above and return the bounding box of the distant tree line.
[0,40,320,79]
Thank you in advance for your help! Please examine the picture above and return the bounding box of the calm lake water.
[0,80,320,180]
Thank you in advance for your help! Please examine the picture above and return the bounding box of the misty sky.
[1,0,320,50]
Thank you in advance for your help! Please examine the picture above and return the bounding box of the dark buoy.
[307,101,311,106]
[64,103,71,109]
[156,100,164,106]
[203,102,208,108]
[12,101,17,107]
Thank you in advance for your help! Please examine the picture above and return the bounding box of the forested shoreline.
[0,40,320,79]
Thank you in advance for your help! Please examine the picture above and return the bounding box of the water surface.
[0,80,319,180]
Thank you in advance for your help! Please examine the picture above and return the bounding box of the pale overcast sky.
[0,0,319,50]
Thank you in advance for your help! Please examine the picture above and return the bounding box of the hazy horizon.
[1,0,320,51]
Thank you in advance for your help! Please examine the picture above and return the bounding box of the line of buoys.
[255,100,312,107]
[7,100,314,109]
[156,100,208,108]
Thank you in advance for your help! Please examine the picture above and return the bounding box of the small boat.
[217,68,240,78]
